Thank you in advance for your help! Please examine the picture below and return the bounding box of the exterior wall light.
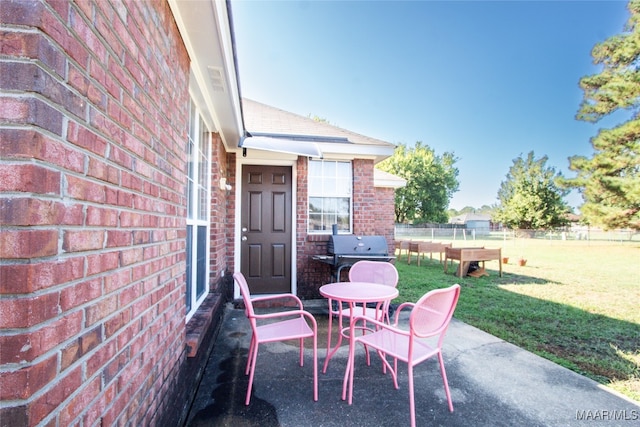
[219,177,232,191]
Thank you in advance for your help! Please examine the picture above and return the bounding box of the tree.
[377,142,459,223]
[494,152,570,230]
[560,0,640,230]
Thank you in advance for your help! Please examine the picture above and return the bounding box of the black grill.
[313,235,395,281]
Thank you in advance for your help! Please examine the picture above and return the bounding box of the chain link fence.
[394,224,640,243]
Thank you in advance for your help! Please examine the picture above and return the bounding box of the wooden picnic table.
[444,246,502,277]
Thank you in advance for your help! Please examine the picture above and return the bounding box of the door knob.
[241,236,247,241]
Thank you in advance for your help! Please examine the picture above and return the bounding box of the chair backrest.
[233,272,256,319]
[348,260,399,287]
[410,284,460,345]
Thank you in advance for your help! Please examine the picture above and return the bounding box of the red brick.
[68,63,89,96]
[0,292,60,328]
[63,230,105,252]
[90,107,125,142]
[0,25,64,73]
[132,263,151,282]
[87,81,108,111]
[0,198,84,226]
[0,405,28,427]
[118,283,141,308]
[0,96,64,135]
[116,319,140,353]
[60,277,102,311]
[121,130,145,159]
[0,310,83,364]
[0,61,84,117]
[86,338,116,378]
[104,308,131,338]
[0,257,84,295]
[0,229,58,259]
[123,94,144,124]
[0,0,44,29]
[0,163,61,194]
[87,157,119,185]
[86,205,118,227]
[59,376,101,426]
[120,247,143,266]
[61,326,102,371]
[0,129,85,173]
[86,251,119,276]
[82,382,116,427]
[69,6,106,63]
[94,9,124,59]
[102,348,130,385]
[121,170,143,192]
[29,366,82,425]
[108,144,133,169]
[48,0,70,27]
[104,269,131,294]
[132,294,152,319]
[106,230,132,248]
[66,122,108,156]
[64,175,106,203]
[85,294,117,326]
[47,15,89,69]
[0,354,57,400]
[116,189,133,208]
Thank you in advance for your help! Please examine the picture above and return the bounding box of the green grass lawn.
[393,238,640,402]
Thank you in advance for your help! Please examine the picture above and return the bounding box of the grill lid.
[327,235,389,255]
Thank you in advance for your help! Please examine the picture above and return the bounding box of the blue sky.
[230,0,631,211]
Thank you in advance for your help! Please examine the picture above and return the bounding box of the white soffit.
[168,0,243,149]
[240,136,322,158]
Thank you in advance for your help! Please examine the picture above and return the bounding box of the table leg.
[322,298,345,373]
[458,260,471,277]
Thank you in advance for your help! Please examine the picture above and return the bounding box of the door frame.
[234,156,298,299]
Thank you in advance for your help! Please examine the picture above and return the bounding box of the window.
[308,159,352,233]
[185,99,211,320]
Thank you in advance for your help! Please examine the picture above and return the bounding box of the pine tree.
[561,0,640,230]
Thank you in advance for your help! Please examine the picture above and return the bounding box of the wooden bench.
[407,241,452,266]
[444,246,502,277]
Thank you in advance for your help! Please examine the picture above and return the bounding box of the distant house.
[0,1,402,426]
[449,213,492,235]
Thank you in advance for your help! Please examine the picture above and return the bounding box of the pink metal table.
[319,282,399,373]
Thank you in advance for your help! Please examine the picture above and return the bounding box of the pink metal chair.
[343,284,461,427]
[343,260,399,323]
[233,272,318,405]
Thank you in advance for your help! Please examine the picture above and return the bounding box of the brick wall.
[374,187,397,252]
[209,136,233,294]
[0,1,192,425]
[296,158,397,297]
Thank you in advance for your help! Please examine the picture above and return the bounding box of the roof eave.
[168,0,243,149]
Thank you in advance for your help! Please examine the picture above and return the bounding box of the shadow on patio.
[185,301,638,427]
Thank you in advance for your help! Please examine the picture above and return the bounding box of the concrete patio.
[185,301,639,426]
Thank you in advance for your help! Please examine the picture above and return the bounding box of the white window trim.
[307,159,353,235]
[185,101,212,323]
